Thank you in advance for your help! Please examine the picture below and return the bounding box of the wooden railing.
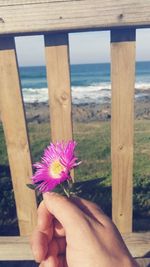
[0,1,150,266]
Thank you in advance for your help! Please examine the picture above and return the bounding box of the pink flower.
[32,141,81,193]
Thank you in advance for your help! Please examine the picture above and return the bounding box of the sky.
[15,29,150,66]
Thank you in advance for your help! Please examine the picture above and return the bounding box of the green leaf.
[26,184,36,190]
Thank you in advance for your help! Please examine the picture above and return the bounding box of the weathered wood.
[123,232,150,258]
[44,33,73,143]
[136,258,150,267]
[0,237,33,260]
[0,36,37,235]
[111,29,136,233]
[0,233,149,260]
[0,1,150,35]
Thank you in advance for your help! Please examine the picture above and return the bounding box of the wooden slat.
[123,232,150,258]
[0,233,149,260]
[111,29,136,233]
[44,33,73,143]
[0,0,63,4]
[0,237,33,261]
[0,36,37,235]
[136,258,150,267]
[0,1,150,35]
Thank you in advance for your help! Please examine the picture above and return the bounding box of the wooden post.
[44,33,73,142]
[111,29,136,233]
[0,37,37,235]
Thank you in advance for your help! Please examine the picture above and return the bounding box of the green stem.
[63,186,70,198]
[61,184,70,198]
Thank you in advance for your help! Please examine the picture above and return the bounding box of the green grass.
[134,121,150,177]
[1,120,150,178]
[73,121,111,181]
[0,120,150,234]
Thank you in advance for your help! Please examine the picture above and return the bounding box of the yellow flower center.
[50,160,65,179]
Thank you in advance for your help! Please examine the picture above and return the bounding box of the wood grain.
[0,237,33,260]
[44,33,73,143]
[122,232,150,258]
[0,1,150,35]
[136,258,150,267]
[0,36,37,235]
[111,29,136,233]
[0,233,149,260]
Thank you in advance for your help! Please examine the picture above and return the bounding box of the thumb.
[43,192,86,233]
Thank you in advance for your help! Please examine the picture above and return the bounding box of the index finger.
[37,200,53,237]
[30,201,54,263]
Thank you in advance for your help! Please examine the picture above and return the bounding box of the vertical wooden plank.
[111,29,136,233]
[0,37,37,235]
[44,33,73,143]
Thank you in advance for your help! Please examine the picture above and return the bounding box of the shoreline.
[0,89,149,124]
[25,96,150,124]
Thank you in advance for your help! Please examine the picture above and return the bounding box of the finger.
[58,255,64,267]
[71,197,108,226]
[30,228,49,263]
[43,193,87,234]
[37,201,53,232]
[48,238,66,256]
[41,255,59,267]
[57,238,66,255]
[54,219,65,237]
[58,255,67,267]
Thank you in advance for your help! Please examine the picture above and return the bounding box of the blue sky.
[15,29,150,66]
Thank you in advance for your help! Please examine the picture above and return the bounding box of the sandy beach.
[24,89,150,124]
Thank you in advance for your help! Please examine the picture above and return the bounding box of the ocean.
[19,61,150,104]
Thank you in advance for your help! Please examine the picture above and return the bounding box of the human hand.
[31,193,138,267]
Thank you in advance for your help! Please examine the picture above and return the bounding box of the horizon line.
[19,60,150,67]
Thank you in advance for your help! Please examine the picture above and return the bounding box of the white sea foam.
[135,82,150,90]
[22,82,150,104]
[72,84,111,104]
[23,88,48,103]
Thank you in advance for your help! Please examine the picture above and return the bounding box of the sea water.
[19,62,150,104]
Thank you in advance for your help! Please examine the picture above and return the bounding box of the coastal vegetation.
[0,119,150,235]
